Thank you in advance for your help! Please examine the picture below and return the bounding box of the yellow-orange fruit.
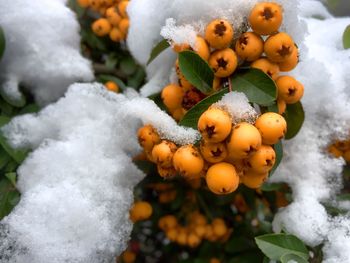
[334,140,350,151]
[176,228,188,246]
[158,215,178,231]
[249,2,283,35]
[104,81,119,92]
[213,77,222,91]
[92,18,112,37]
[161,84,184,111]
[152,140,177,168]
[193,36,210,61]
[209,48,238,77]
[137,124,160,151]
[189,212,207,226]
[157,165,177,179]
[77,0,90,8]
[245,145,276,173]
[251,58,280,80]
[118,0,129,17]
[194,225,207,238]
[205,19,234,49]
[276,76,304,104]
[89,0,101,10]
[255,112,287,145]
[210,258,221,263]
[227,122,262,160]
[343,150,350,162]
[172,107,187,122]
[109,27,124,42]
[264,32,295,63]
[241,171,268,189]
[187,232,201,248]
[166,227,178,241]
[212,218,228,237]
[158,190,177,203]
[206,162,239,195]
[278,44,299,72]
[122,250,136,263]
[204,225,217,242]
[100,0,114,6]
[235,32,264,62]
[200,140,228,163]
[129,201,153,222]
[173,145,204,179]
[198,107,232,143]
[119,18,130,35]
[277,99,286,115]
[178,75,193,91]
[173,42,191,53]
[106,7,122,26]
[328,145,343,158]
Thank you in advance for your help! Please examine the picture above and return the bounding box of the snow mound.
[0,83,198,262]
[0,0,93,105]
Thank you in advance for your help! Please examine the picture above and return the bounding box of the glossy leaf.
[284,102,305,139]
[255,233,309,261]
[179,88,228,129]
[0,178,20,220]
[270,141,283,176]
[231,69,277,106]
[0,26,5,59]
[343,25,350,49]
[178,51,214,94]
[147,39,170,65]
[281,253,309,263]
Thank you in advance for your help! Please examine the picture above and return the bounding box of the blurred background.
[325,0,350,16]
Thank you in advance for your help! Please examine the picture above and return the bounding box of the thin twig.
[228,77,233,92]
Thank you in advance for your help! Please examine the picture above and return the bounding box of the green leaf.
[178,51,214,94]
[231,69,277,106]
[0,133,28,164]
[147,39,170,65]
[281,253,309,263]
[225,236,255,254]
[179,88,228,129]
[97,74,126,91]
[0,178,20,220]
[0,26,5,60]
[255,233,309,261]
[127,67,146,88]
[270,141,283,176]
[343,25,350,49]
[284,102,304,140]
[0,116,10,127]
[5,172,17,187]
[260,182,284,192]
[0,147,11,170]
[19,104,40,115]
[120,56,137,75]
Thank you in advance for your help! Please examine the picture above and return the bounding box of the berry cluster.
[158,212,231,248]
[77,0,129,42]
[137,109,286,195]
[161,2,304,120]
[328,139,350,162]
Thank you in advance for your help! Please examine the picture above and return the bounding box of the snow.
[0,83,198,262]
[0,0,93,105]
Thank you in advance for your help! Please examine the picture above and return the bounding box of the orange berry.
[92,18,112,37]
[118,0,129,17]
[194,224,207,238]
[129,201,153,222]
[193,36,210,61]
[89,0,101,10]
[235,32,264,62]
[264,32,295,63]
[212,218,228,237]
[213,77,222,91]
[249,2,283,35]
[187,232,201,248]
[278,44,299,72]
[210,258,221,263]
[158,215,178,231]
[173,145,204,179]
[276,76,304,104]
[172,107,187,122]
[334,140,350,151]
[161,84,184,111]
[176,228,188,246]
[137,124,160,151]
[206,162,239,195]
[209,48,238,77]
[198,107,232,143]
[106,7,122,26]
[277,99,286,115]
[255,112,287,145]
[100,0,114,5]
[77,0,90,8]
[251,58,279,80]
[119,18,130,35]
[173,42,191,53]
[166,228,178,241]
[152,140,177,168]
[343,150,350,162]
[241,171,268,189]
[122,250,136,263]
[227,122,262,160]
[109,27,124,42]
[328,145,343,158]
[200,140,228,163]
[104,81,119,92]
[157,165,177,179]
[158,190,177,203]
[205,19,234,49]
[189,212,207,226]
[245,145,276,173]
